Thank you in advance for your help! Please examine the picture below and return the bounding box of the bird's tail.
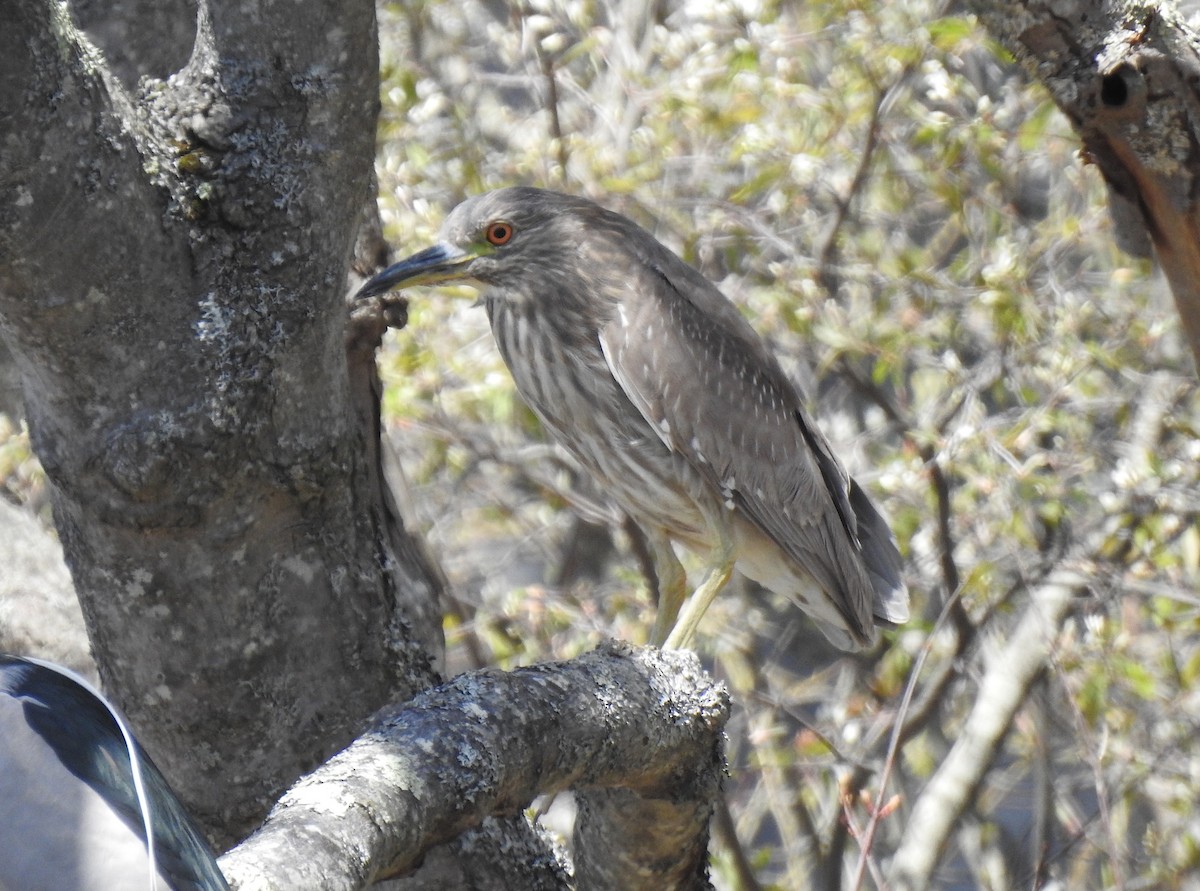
[849,478,910,625]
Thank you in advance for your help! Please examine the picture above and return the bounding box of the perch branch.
[219,642,729,890]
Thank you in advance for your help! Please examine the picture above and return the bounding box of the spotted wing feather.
[596,235,906,639]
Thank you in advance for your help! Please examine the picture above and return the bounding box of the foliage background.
[368,1,1200,888]
[4,0,1198,887]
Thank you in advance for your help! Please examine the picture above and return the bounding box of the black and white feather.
[0,655,229,891]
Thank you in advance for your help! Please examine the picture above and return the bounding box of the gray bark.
[0,0,442,841]
[969,0,1200,366]
[218,643,727,890]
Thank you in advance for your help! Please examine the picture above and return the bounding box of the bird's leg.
[663,519,736,650]
[648,533,689,646]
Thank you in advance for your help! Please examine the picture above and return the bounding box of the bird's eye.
[485,222,514,246]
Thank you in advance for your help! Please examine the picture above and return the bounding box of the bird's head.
[356,187,622,304]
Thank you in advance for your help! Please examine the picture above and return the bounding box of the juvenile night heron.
[0,655,229,891]
[358,187,908,650]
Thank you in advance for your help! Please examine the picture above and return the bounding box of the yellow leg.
[648,533,688,646]
[664,522,736,650]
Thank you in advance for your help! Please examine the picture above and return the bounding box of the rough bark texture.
[0,0,442,840]
[218,643,728,890]
[574,788,717,891]
[380,817,569,891]
[969,0,1200,365]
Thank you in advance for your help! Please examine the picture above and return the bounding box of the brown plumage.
[358,187,908,650]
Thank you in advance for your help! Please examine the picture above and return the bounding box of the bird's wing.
[598,255,889,636]
[1,656,231,891]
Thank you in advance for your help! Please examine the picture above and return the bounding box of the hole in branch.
[1101,72,1129,106]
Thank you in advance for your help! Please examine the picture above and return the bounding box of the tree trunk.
[0,0,442,841]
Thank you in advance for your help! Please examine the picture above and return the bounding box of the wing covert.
[597,258,879,632]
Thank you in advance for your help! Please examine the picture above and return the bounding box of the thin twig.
[1029,680,1054,890]
[512,4,570,184]
[888,568,1084,889]
[842,799,891,890]
[534,42,569,183]
[1048,650,1128,891]
[815,76,891,297]
[713,795,763,891]
[848,582,968,891]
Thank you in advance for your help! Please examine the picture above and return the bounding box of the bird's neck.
[484,281,617,350]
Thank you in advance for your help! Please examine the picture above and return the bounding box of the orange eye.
[485,222,514,245]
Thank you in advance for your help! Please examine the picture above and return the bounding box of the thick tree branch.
[218,643,729,890]
[969,0,1200,365]
[381,816,569,891]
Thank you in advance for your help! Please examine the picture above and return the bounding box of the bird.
[357,187,908,650]
[0,654,230,891]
